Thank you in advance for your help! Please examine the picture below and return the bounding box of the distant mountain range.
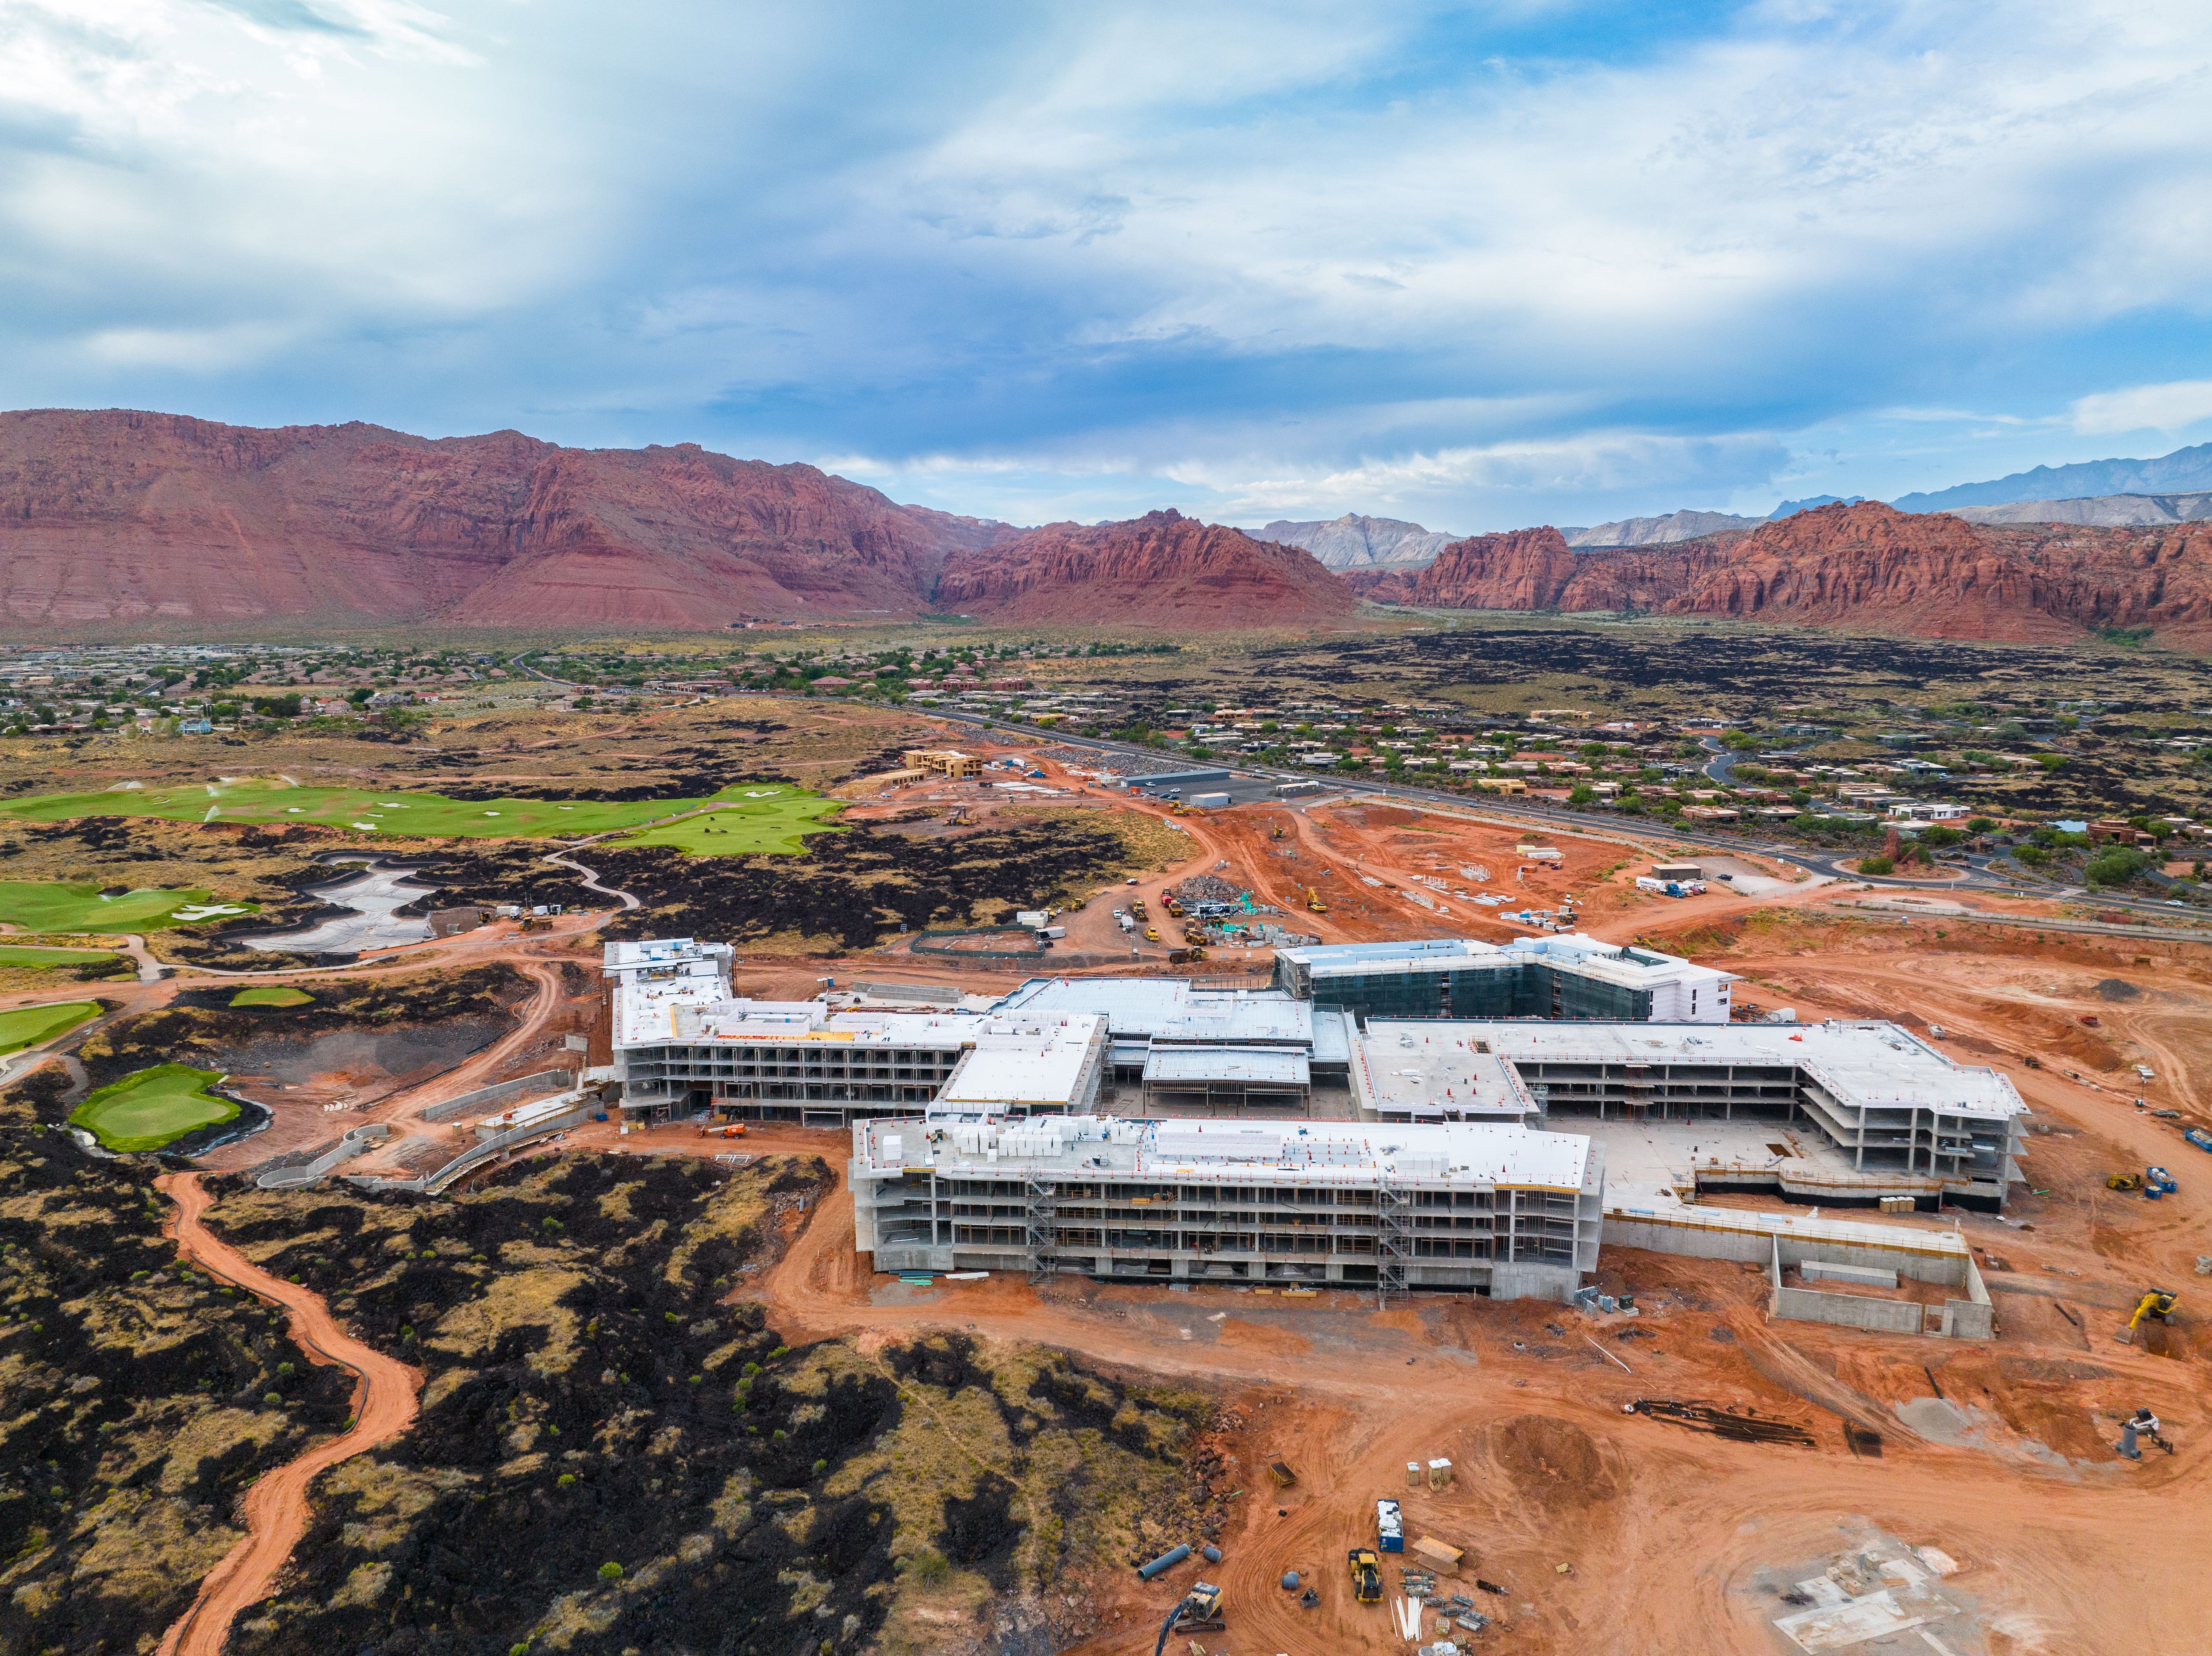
[5,408,2211,644]
[1343,501,2212,645]
[1255,513,1458,569]
[1948,490,2212,528]
[1891,441,2212,512]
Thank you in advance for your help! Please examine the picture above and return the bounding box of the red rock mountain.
[933,509,1357,626]
[1350,502,2212,644]
[0,409,1018,629]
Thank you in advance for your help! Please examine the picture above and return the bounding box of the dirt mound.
[1484,1414,1619,1509]
[2096,978,2145,1000]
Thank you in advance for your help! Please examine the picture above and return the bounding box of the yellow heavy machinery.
[1270,824,1286,840]
[1348,1548,1382,1604]
[1306,886,1326,914]
[1151,1581,1224,1655]
[2107,1172,2145,1192]
[2118,1288,2178,1344]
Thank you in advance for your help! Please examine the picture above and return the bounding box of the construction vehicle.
[2118,1288,2179,1344]
[1151,1581,1224,1655]
[1131,898,1148,920]
[1348,1548,1383,1605]
[1306,886,1326,914]
[1270,824,1286,840]
[699,1123,747,1139]
[1144,926,1160,943]
[2107,1172,2145,1192]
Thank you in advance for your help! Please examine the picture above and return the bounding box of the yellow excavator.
[2118,1288,2178,1345]
[1306,885,1327,914]
[2107,1172,2145,1192]
[1151,1581,1224,1655]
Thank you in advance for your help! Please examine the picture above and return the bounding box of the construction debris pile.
[1626,1398,1818,1447]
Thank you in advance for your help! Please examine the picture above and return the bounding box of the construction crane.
[2118,1288,2178,1345]
[1151,1581,1224,1655]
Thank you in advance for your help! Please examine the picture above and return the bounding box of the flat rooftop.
[1355,1021,1534,1120]
[861,1112,1592,1193]
[1279,933,1732,988]
[996,977,1313,1044]
[1482,1020,2026,1122]
[933,1016,1106,1110]
[1143,1046,1311,1086]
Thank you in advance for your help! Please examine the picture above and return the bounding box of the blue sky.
[7,0,2212,532]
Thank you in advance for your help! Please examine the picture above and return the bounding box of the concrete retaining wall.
[421,1068,577,1123]
[1941,1253,1995,1339]
[257,1123,392,1189]
[1606,1209,1966,1286]
[423,1100,594,1195]
[1772,1284,1927,1334]
[1804,1259,1900,1288]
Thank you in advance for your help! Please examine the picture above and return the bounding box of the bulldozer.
[1151,1581,1224,1655]
[2106,1172,2144,1192]
[1348,1548,1383,1605]
[2118,1288,2178,1345]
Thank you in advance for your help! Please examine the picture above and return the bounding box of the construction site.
[12,717,2210,1656]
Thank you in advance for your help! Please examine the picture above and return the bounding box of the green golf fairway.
[70,1064,237,1152]
[0,1000,101,1055]
[0,944,116,967]
[230,985,314,1008]
[609,786,844,855]
[0,778,825,842]
[0,882,238,933]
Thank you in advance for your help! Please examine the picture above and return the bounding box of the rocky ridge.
[1347,502,2212,643]
[935,509,1358,626]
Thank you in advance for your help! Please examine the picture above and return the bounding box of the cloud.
[2069,379,2212,436]
[4,0,2212,526]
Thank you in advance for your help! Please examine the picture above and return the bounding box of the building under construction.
[1274,934,1734,1024]
[849,1111,1604,1300]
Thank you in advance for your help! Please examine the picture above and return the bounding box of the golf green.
[69,1064,237,1152]
[0,1000,101,1055]
[0,944,117,967]
[0,778,828,843]
[230,986,314,1008]
[610,786,844,855]
[0,882,241,934]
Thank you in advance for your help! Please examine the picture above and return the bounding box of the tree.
[2085,846,2153,888]
[1861,855,1896,875]
[1567,783,1595,805]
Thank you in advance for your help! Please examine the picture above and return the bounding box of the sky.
[7,0,2212,533]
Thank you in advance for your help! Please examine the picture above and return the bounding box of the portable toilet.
[1428,1458,1454,1491]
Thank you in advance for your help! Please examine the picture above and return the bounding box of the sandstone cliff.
[0,409,1017,629]
[1348,501,2212,644]
[933,509,1357,626]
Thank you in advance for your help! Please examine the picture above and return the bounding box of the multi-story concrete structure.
[851,1111,1604,1301]
[1274,935,1733,1024]
[992,976,1352,1089]
[1351,1018,2027,1209]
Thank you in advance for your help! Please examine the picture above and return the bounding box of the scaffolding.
[1026,1177,1060,1286]
[1376,1170,1411,1307]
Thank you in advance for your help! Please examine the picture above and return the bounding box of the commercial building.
[850,1111,1604,1301]
[1350,1018,2026,1209]
[1274,935,1733,1025]
[992,976,1350,1090]
[605,939,1104,1126]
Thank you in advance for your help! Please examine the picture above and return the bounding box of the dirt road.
[153,1171,422,1656]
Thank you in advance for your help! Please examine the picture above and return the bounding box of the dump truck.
[1347,1549,1383,1604]
[1144,926,1160,942]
